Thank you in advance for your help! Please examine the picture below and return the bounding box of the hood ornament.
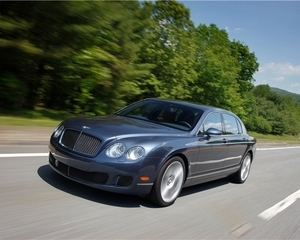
[82,126,91,129]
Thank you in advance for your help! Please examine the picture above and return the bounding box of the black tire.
[230,153,252,183]
[148,156,185,207]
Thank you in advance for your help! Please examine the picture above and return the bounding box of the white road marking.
[258,189,300,221]
[257,146,300,151]
[0,153,48,158]
[257,145,300,220]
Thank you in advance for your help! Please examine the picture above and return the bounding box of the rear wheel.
[230,153,252,183]
[148,156,185,207]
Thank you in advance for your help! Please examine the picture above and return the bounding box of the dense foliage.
[0,0,299,135]
[246,85,300,135]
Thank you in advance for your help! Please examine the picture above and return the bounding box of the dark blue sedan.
[49,98,256,206]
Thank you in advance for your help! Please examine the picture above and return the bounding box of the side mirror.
[206,127,222,136]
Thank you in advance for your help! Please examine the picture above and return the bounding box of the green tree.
[253,84,271,98]
[230,41,259,93]
[248,85,300,135]
[136,0,197,101]
[0,1,150,114]
[194,24,245,116]
[56,1,150,114]
[0,1,101,109]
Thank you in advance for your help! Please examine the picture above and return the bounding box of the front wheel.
[148,157,185,207]
[230,153,252,183]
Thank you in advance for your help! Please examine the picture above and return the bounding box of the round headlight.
[53,124,64,138]
[106,143,126,158]
[126,146,145,160]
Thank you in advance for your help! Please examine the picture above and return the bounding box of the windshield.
[115,100,203,131]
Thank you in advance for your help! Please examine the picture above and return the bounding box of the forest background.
[0,0,300,136]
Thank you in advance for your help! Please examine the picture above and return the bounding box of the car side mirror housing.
[206,128,222,136]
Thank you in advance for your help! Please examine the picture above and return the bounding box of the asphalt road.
[1,143,300,239]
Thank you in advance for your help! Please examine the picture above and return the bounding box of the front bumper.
[48,146,154,196]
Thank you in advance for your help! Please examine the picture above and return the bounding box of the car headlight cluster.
[53,124,64,138]
[106,143,145,160]
[126,146,145,160]
[106,143,126,158]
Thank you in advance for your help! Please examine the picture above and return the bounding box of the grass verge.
[0,116,60,127]
[0,107,73,127]
[249,132,300,144]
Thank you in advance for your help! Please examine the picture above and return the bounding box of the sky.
[180,1,300,94]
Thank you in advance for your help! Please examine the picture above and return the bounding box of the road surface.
[1,144,300,239]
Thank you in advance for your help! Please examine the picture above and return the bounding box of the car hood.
[62,115,188,140]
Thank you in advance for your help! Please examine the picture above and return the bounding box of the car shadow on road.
[180,178,229,197]
[37,164,151,208]
[38,164,229,208]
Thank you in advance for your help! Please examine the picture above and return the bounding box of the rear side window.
[223,114,239,135]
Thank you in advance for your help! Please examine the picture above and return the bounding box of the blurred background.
[0,0,300,136]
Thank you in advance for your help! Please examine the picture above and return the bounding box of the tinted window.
[126,103,157,120]
[116,100,203,131]
[200,112,222,134]
[223,114,239,135]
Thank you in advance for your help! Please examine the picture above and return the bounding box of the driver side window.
[200,112,222,135]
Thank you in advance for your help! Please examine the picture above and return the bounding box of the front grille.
[60,129,102,156]
[60,129,80,149]
[117,175,133,187]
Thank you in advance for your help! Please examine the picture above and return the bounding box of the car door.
[222,113,248,169]
[190,112,227,176]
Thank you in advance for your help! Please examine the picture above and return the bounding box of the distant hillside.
[271,87,300,104]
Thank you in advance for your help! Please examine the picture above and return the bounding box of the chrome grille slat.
[60,129,102,156]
